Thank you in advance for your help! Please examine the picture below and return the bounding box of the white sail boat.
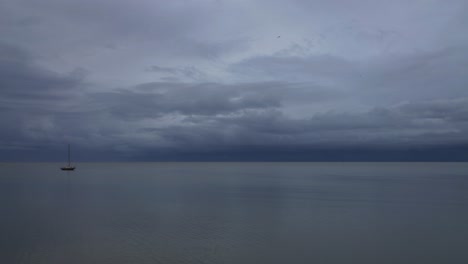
[61,144,76,171]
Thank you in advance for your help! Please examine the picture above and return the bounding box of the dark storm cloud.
[0,43,84,107]
[0,43,90,156]
[231,54,356,82]
[399,98,468,122]
[0,43,85,117]
[361,47,468,102]
[140,99,468,150]
[89,80,340,120]
[1,0,468,160]
[231,46,468,102]
[1,43,468,159]
[0,0,250,62]
[146,65,206,80]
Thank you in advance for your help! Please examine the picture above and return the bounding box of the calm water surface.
[1,162,467,263]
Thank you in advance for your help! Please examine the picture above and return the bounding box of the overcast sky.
[1,0,468,161]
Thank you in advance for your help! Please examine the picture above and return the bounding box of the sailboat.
[61,144,76,171]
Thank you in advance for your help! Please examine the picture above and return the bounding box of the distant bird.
[277,35,281,38]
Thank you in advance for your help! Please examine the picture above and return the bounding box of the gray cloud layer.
[1,0,468,160]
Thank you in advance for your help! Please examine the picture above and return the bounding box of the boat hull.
[61,167,75,171]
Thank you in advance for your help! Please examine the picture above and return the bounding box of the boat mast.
[68,144,71,166]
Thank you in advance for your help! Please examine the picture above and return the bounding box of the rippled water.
[1,162,467,263]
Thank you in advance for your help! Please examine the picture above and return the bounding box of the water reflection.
[0,162,467,263]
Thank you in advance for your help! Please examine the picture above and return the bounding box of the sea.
[0,162,467,264]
